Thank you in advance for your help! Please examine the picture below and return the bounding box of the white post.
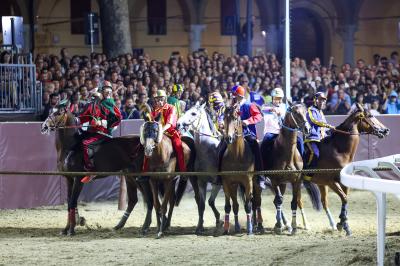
[284,0,291,101]
[375,192,386,266]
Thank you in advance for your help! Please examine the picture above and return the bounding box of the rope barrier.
[0,167,392,177]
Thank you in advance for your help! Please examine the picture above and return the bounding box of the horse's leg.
[222,180,232,235]
[150,179,161,234]
[67,177,84,236]
[273,184,284,234]
[290,179,302,235]
[158,179,175,238]
[231,183,241,234]
[139,178,153,235]
[165,179,176,230]
[114,177,138,230]
[252,181,264,234]
[195,178,207,235]
[329,182,351,236]
[279,184,292,233]
[319,184,336,230]
[297,182,310,230]
[61,177,73,235]
[208,182,222,228]
[244,178,254,235]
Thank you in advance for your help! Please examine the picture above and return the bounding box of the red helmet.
[235,86,246,97]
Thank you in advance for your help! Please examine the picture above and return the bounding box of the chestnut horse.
[140,115,195,238]
[220,104,261,235]
[41,106,153,236]
[260,103,321,234]
[306,103,389,235]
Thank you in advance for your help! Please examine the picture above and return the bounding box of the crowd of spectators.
[39,48,400,121]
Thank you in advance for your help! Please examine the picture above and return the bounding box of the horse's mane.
[203,106,218,135]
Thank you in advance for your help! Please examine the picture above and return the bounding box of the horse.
[41,105,153,236]
[177,102,223,234]
[220,104,258,235]
[306,103,389,236]
[140,114,195,238]
[260,103,321,234]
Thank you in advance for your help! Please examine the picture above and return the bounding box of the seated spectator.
[382,90,400,114]
[121,97,140,119]
[370,99,381,116]
[41,93,60,120]
[349,93,368,114]
[330,88,351,115]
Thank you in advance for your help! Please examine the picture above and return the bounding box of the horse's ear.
[201,102,206,109]
[356,103,364,112]
[195,101,200,107]
[287,99,293,107]
[142,111,152,122]
[154,112,162,122]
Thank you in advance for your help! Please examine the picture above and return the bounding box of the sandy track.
[0,190,399,265]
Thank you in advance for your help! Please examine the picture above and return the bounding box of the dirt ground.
[0,190,399,266]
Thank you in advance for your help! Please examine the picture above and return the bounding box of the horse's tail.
[175,176,188,206]
[239,184,246,205]
[303,180,322,211]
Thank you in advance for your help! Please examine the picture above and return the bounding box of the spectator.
[330,88,351,115]
[370,99,381,116]
[121,97,140,119]
[41,93,60,120]
[382,90,400,114]
[349,93,368,114]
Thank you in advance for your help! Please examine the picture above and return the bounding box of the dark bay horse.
[307,103,389,235]
[140,116,195,238]
[260,103,320,234]
[220,104,260,235]
[177,102,223,235]
[41,106,153,236]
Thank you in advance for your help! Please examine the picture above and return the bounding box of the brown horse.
[220,104,259,235]
[41,105,153,236]
[140,115,195,238]
[306,103,389,235]
[260,103,321,234]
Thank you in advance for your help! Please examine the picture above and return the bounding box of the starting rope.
[0,167,392,177]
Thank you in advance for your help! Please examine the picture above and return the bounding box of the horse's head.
[223,104,242,144]
[140,114,163,157]
[177,102,205,132]
[286,101,311,135]
[41,102,70,135]
[353,103,390,138]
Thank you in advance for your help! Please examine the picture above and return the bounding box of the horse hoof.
[216,220,224,228]
[256,224,265,234]
[195,227,205,235]
[223,230,229,235]
[79,217,86,226]
[247,232,254,236]
[156,232,163,239]
[286,225,293,234]
[60,229,68,236]
[67,230,76,236]
[336,223,343,231]
[274,226,283,235]
[291,228,297,235]
[234,225,241,234]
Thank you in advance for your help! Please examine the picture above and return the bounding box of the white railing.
[340,154,400,266]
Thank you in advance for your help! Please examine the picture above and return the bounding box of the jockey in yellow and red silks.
[142,89,186,172]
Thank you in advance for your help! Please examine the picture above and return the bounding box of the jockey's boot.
[257,175,266,190]
[81,175,96,183]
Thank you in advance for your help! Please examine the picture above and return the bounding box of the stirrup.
[81,175,96,183]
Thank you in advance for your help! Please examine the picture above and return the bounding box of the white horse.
[177,102,223,234]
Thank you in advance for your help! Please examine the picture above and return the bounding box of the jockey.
[167,84,186,118]
[303,92,335,180]
[79,81,122,183]
[208,91,225,134]
[262,88,304,165]
[228,85,266,188]
[143,89,186,172]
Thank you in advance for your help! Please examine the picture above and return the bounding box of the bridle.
[280,105,308,132]
[182,107,220,139]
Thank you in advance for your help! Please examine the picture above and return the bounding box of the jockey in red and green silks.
[303,92,335,180]
[167,84,185,118]
[79,81,122,183]
[143,89,186,172]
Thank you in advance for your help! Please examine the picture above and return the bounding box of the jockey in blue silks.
[218,85,266,188]
[303,92,335,181]
[262,87,304,167]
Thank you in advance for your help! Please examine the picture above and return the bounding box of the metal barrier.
[341,154,400,266]
[0,63,42,114]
